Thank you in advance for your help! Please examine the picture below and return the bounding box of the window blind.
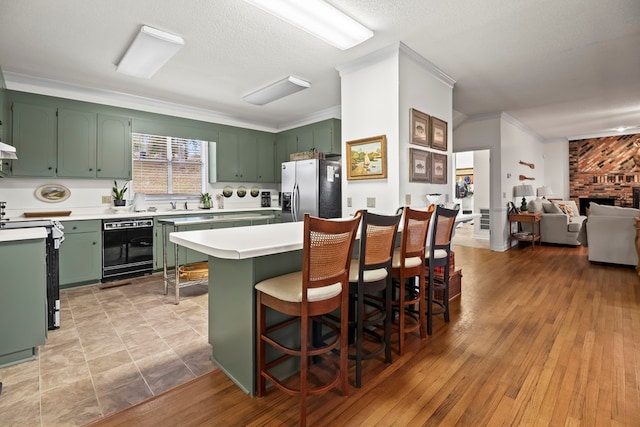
[132,133,205,195]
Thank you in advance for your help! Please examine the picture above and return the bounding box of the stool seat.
[256,271,342,303]
[348,259,388,283]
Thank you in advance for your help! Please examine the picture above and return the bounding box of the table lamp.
[536,186,552,199]
[513,184,534,211]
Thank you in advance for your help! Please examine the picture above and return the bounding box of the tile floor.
[0,274,216,426]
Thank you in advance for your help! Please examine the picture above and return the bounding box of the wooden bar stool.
[391,207,432,355]
[347,209,402,388]
[255,213,361,426]
[425,206,459,335]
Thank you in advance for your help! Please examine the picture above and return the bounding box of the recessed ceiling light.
[117,25,184,79]
[243,76,311,105]
[243,0,373,50]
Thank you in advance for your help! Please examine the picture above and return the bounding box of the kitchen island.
[170,221,305,395]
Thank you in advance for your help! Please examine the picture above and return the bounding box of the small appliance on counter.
[132,193,147,212]
[261,191,271,207]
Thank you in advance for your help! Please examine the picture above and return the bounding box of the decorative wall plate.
[250,187,259,197]
[222,186,233,198]
[34,184,71,203]
[237,186,247,198]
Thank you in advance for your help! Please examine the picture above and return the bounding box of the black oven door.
[103,227,153,281]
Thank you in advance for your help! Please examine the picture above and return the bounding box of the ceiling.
[1,0,639,141]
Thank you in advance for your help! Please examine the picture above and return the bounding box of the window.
[132,132,208,195]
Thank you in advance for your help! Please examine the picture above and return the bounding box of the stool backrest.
[429,206,459,251]
[358,210,403,274]
[303,213,361,300]
[399,207,432,262]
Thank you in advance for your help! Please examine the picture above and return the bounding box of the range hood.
[0,142,17,159]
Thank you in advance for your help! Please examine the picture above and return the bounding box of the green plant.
[112,180,128,200]
[201,192,212,208]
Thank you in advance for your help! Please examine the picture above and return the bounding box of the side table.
[508,212,542,250]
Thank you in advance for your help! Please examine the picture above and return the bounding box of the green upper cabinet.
[57,108,97,178]
[97,114,132,179]
[274,118,341,181]
[215,128,275,183]
[10,102,57,177]
[58,110,131,179]
[256,133,275,182]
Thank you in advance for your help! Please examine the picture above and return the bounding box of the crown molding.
[336,42,456,89]
[398,42,456,88]
[3,71,336,133]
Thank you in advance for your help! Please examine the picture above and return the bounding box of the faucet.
[170,202,176,210]
[184,201,189,210]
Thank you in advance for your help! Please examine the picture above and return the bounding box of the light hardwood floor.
[90,243,640,426]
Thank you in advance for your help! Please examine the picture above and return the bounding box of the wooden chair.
[347,209,402,388]
[255,213,361,426]
[425,206,459,335]
[391,207,432,355]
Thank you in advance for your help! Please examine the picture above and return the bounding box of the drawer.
[61,220,101,234]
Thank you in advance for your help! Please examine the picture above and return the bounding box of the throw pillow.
[527,199,543,213]
[557,203,574,216]
[543,202,562,214]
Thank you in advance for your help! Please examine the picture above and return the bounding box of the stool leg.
[384,277,392,363]
[256,292,266,396]
[427,264,434,336]
[443,265,450,322]
[418,273,426,339]
[355,281,364,388]
[300,311,309,426]
[340,290,350,395]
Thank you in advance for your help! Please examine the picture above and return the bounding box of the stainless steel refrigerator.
[281,158,342,222]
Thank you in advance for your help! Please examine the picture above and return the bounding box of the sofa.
[526,199,586,246]
[582,202,639,266]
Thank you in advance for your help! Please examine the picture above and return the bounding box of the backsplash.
[0,177,279,218]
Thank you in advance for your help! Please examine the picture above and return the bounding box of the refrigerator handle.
[292,183,299,222]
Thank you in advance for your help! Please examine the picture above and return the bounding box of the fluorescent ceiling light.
[243,76,311,105]
[117,25,184,78]
[243,0,373,50]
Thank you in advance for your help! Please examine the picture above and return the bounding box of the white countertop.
[170,221,304,260]
[0,227,48,242]
[169,210,481,260]
[4,207,279,222]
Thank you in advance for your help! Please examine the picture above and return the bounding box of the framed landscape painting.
[409,148,431,183]
[432,153,448,184]
[410,108,430,146]
[346,135,388,180]
[430,116,448,151]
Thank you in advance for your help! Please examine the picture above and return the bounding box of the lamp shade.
[513,185,534,197]
[536,186,553,197]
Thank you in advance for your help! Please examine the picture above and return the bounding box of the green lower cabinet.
[0,238,47,367]
[59,220,102,288]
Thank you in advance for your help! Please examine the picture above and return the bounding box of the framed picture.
[346,135,388,180]
[430,116,448,151]
[409,148,431,183]
[34,184,71,202]
[411,108,430,146]
[432,153,448,184]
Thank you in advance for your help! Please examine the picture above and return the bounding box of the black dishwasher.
[102,218,153,282]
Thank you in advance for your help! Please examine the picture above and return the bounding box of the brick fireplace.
[569,133,640,211]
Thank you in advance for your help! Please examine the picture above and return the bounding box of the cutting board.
[24,211,72,218]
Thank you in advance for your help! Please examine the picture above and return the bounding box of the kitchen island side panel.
[0,238,47,367]
[208,250,303,395]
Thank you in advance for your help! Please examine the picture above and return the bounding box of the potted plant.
[200,192,212,209]
[112,180,128,206]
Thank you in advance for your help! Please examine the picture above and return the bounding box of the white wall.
[398,49,453,209]
[542,138,570,199]
[339,46,400,215]
[338,43,454,215]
